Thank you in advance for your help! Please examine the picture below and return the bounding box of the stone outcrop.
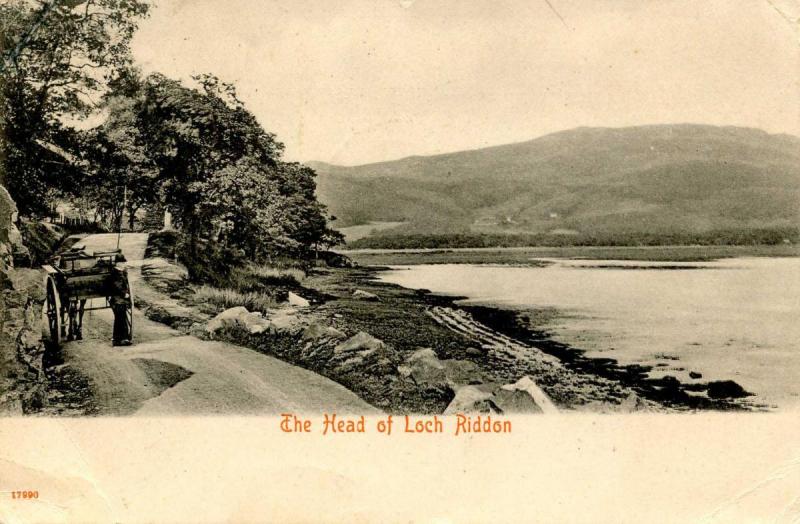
[0,189,47,414]
[240,311,273,335]
[443,375,558,415]
[443,385,498,415]
[301,322,346,342]
[268,308,304,334]
[332,331,394,373]
[205,305,307,337]
[0,186,28,268]
[206,306,251,333]
[287,291,310,307]
[206,306,273,335]
[397,347,484,392]
[334,331,386,355]
[618,392,654,413]
[352,289,380,301]
[500,376,558,413]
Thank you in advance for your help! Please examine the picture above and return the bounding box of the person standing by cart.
[110,265,132,347]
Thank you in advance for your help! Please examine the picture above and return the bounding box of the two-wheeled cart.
[42,248,133,348]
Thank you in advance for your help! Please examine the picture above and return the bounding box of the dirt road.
[55,233,378,415]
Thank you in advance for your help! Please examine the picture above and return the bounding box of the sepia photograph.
[1,0,799,522]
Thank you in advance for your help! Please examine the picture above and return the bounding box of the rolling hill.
[310,125,800,244]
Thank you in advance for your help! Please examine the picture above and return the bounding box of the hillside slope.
[311,125,800,240]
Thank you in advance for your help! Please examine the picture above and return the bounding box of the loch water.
[379,257,800,409]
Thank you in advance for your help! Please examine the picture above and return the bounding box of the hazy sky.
[131,0,799,165]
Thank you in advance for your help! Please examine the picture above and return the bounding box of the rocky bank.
[0,187,49,414]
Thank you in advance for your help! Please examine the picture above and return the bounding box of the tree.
[133,73,284,255]
[93,70,159,229]
[272,162,344,252]
[0,0,149,214]
[132,73,343,278]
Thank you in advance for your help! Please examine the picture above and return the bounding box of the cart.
[42,247,133,348]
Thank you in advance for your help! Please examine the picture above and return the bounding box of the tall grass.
[189,264,306,313]
[237,264,305,284]
[191,285,278,313]
[223,264,304,292]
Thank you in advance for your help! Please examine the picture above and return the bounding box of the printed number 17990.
[11,491,39,500]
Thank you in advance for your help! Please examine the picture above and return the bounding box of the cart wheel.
[44,276,62,348]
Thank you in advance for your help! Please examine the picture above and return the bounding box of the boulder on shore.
[334,331,386,354]
[443,376,557,415]
[240,311,273,334]
[302,322,346,342]
[398,348,444,384]
[287,291,310,307]
[206,306,273,335]
[267,309,303,334]
[398,347,483,391]
[352,289,380,301]
[443,385,499,415]
[707,380,751,399]
[500,376,558,414]
[493,388,543,414]
[206,306,250,333]
[332,331,394,373]
[618,392,653,413]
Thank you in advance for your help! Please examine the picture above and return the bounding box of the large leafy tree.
[74,68,158,229]
[133,73,341,277]
[0,0,149,215]
[196,159,342,261]
[134,73,284,251]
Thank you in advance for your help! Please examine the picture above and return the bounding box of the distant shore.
[341,243,800,266]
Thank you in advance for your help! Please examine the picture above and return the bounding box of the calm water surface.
[379,257,800,409]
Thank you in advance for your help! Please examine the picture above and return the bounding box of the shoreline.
[305,266,645,413]
[459,303,758,411]
[130,239,763,414]
[362,266,761,412]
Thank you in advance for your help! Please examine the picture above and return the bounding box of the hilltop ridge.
[311,124,800,241]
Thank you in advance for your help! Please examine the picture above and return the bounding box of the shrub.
[19,221,65,266]
[144,230,180,259]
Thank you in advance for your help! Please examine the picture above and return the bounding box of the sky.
[131,0,800,166]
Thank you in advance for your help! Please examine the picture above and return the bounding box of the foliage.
[1,0,150,214]
[132,73,341,279]
[1,1,343,280]
[63,69,160,230]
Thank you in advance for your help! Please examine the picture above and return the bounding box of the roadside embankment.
[0,189,53,414]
